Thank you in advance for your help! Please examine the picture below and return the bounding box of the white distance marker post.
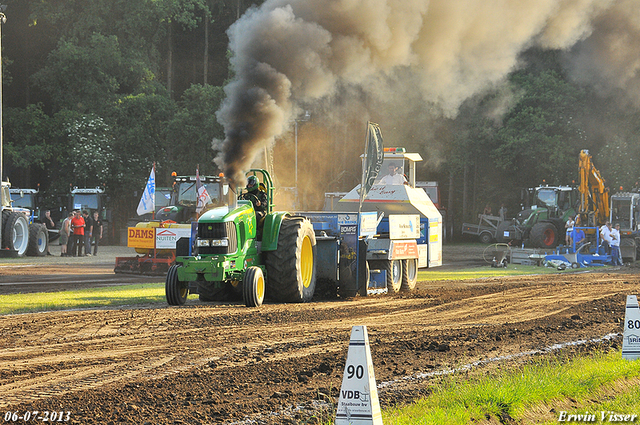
[622,295,640,360]
[335,325,383,425]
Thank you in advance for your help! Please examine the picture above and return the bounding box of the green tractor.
[165,169,317,307]
[496,185,579,248]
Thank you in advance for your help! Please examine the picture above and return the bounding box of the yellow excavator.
[577,149,609,228]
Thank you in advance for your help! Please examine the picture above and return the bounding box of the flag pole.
[359,122,371,214]
[152,162,156,220]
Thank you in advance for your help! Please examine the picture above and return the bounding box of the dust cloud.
[213,0,640,192]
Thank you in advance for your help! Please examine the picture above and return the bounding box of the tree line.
[2,1,640,239]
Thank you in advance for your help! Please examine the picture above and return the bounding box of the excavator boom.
[578,150,609,226]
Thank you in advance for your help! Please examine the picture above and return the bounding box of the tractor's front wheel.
[265,217,316,302]
[243,266,265,307]
[166,265,188,305]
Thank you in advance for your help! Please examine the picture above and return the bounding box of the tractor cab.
[519,186,578,224]
[370,147,421,188]
[237,169,274,215]
[157,174,228,223]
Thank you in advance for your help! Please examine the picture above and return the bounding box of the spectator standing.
[498,203,507,221]
[90,211,103,255]
[565,215,575,246]
[41,210,57,256]
[70,210,85,257]
[600,221,612,255]
[610,223,623,266]
[82,211,92,256]
[60,212,73,257]
[483,203,492,216]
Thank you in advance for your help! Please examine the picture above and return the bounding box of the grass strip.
[0,283,165,315]
[1,264,579,315]
[418,264,574,281]
[382,350,640,424]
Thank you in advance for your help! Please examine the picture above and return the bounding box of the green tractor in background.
[496,185,579,248]
[165,169,317,307]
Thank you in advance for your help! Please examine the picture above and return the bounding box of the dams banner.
[359,122,384,210]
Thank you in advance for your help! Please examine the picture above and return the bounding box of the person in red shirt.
[70,210,85,257]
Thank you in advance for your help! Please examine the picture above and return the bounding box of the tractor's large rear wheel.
[166,265,188,305]
[243,266,265,307]
[401,259,418,292]
[27,223,48,257]
[3,212,29,257]
[265,217,316,303]
[197,282,227,302]
[530,222,558,248]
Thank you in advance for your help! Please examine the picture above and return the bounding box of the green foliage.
[165,83,225,176]
[108,81,177,188]
[4,104,53,170]
[492,68,587,187]
[32,34,149,113]
[66,114,115,184]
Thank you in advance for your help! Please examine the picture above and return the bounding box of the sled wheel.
[401,259,418,292]
[370,259,403,293]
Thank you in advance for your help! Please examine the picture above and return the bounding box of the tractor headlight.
[196,238,229,247]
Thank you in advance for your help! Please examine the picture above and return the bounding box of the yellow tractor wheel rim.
[301,235,314,288]
[257,274,265,301]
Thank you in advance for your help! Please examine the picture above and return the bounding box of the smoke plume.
[214,0,640,185]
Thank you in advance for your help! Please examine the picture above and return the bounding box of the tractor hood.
[334,183,442,220]
[199,201,254,223]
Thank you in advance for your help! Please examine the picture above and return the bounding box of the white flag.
[137,167,156,216]
[196,168,212,214]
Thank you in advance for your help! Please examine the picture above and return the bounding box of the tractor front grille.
[197,221,237,255]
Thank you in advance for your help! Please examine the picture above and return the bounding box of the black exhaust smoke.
[214,0,640,185]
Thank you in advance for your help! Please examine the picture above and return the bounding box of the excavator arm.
[578,149,609,226]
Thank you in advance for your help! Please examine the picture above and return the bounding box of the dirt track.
[1,247,638,424]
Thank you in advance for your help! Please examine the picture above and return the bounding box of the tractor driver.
[239,175,268,219]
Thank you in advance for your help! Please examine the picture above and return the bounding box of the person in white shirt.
[600,221,612,254]
[379,163,407,185]
[610,223,623,265]
[565,215,575,245]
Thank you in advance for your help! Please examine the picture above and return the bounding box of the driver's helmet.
[247,175,259,192]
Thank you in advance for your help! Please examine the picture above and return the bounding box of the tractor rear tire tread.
[530,222,558,248]
[197,282,227,302]
[265,217,316,303]
[3,212,29,257]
